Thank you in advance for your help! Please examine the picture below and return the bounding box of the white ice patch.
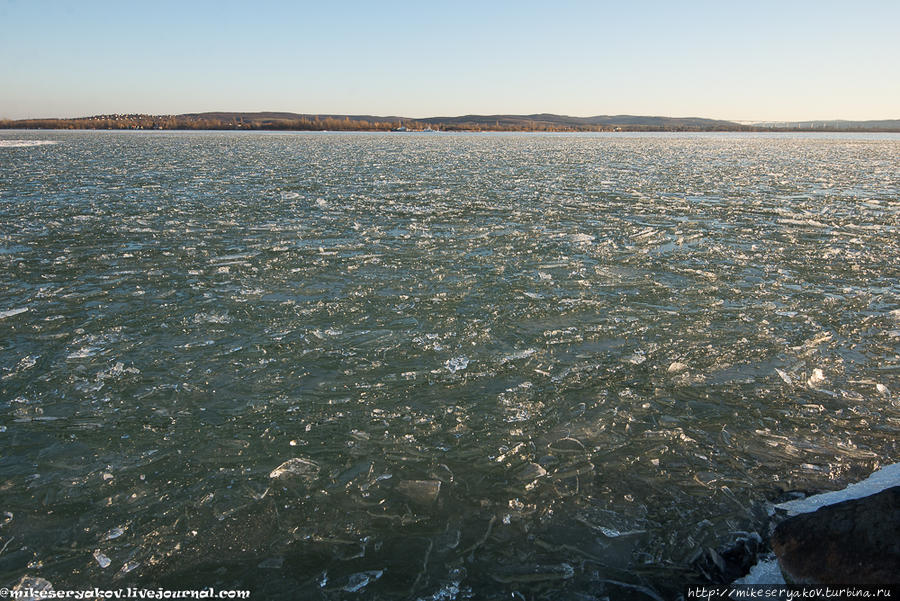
[193,312,232,324]
[67,347,101,359]
[445,357,469,373]
[0,307,29,319]
[500,349,536,363]
[570,233,595,244]
[625,352,646,365]
[806,368,825,387]
[210,252,257,263]
[0,140,58,148]
[732,554,785,586]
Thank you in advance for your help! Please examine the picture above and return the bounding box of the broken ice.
[445,357,469,373]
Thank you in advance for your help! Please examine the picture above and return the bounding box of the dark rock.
[691,532,763,584]
[771,485,900,585]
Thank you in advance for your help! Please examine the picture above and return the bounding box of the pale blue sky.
[1,0,898,121]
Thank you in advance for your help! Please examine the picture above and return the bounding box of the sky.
[1,0,898,122]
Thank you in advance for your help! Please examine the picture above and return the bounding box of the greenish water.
[1,131,898,599]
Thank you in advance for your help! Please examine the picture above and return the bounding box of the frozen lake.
[1,130,898,599]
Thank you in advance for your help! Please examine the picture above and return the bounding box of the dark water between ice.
[1,131,898,599]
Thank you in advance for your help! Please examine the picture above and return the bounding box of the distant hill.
[750,119,900,130]
[181,111,404,123]
[2,112,898,132]
[416,113,742,130]
[177,112,746,131]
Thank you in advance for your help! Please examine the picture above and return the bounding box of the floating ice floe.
[67,347,101,360]
[667,361,688,374]
[269,457,320,480]
[119,561,140,574]
[417,580,463,601]
[500,348,536,363]
[343,570,383,592]
[210,252,258,263]
[92,550,111,568]
[11,575,53,600]
[193,312,232,324]
[625,352,646,365]
[11,355,39,373]
[0,307,29,319]
[515,462,547,481]
[774,368,792,385]
[396,479,441,504]
[445,356,469,373]
[806,368,825,387]
[597,526,646,538]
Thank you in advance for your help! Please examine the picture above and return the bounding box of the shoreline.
[4,126,900,134]
[3,112,898,134]
[4,127,900,136]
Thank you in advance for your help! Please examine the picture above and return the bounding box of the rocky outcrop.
[771,486,900,585]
